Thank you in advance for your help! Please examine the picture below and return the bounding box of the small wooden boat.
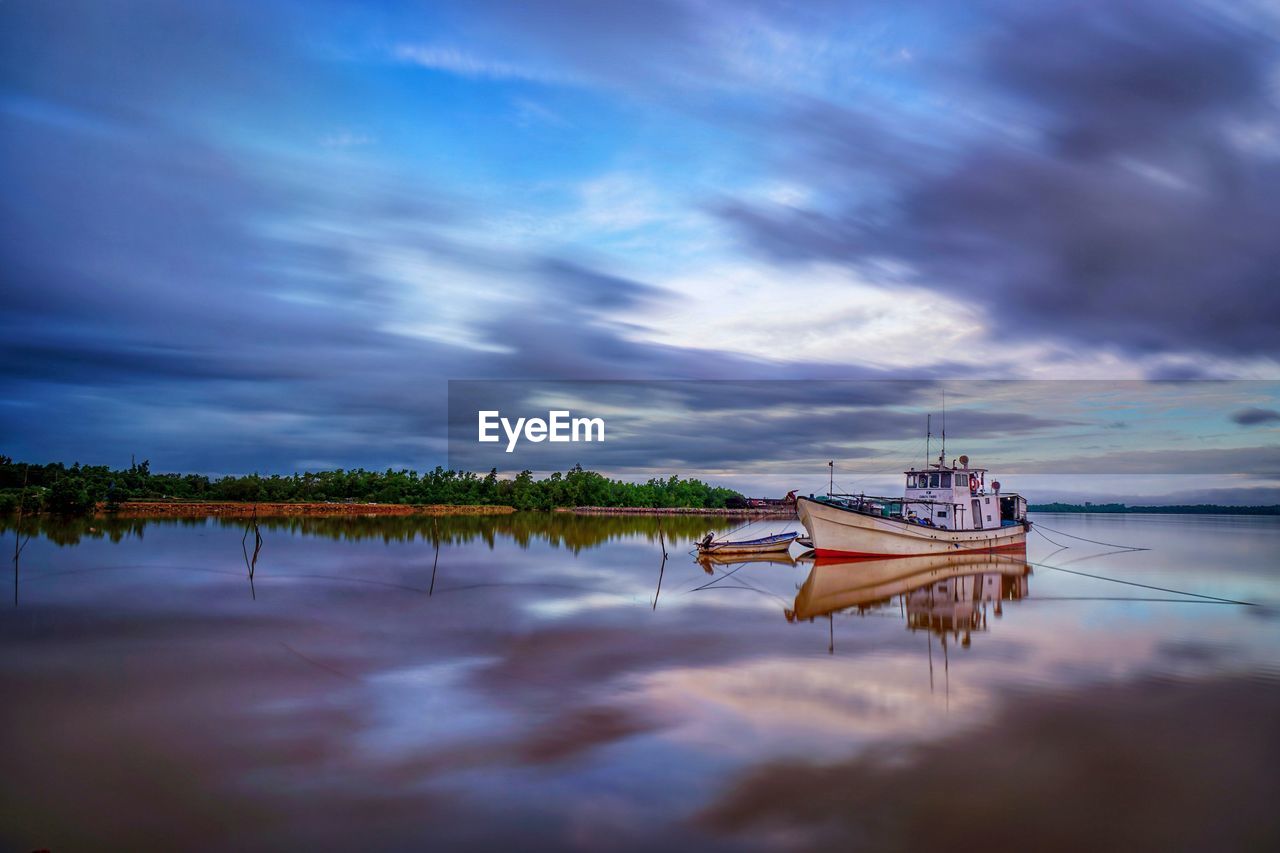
[697,531,799,556]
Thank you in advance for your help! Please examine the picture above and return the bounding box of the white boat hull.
[796,497,1027,557]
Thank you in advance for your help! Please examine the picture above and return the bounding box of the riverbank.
[559,506,796,517]
[98,501,517,518]
[89,502,787,519]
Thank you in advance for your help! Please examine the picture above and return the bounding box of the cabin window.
[986,515,993,521]
[957,473,969,488]
[940,473,951,488]
[985,497,990,504]
[929,473,940,488]
[937,510,947,518]
[906,474,915,488]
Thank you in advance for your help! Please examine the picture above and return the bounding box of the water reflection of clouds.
[361,658,509,761]
[698,676,1280,850]
[637,657,986,758]
[3,514,1278,850]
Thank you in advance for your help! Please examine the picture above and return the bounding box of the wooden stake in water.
[429,517,440,596]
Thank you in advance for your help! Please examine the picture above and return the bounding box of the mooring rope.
[688,561,792,606]
[1032,521,1150,551]
[1023,557,1258,607]
[1031,525,1071,550]
[704,510,799,547]
[710,516,763,543]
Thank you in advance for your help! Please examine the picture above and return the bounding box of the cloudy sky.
[2,0,1278,499]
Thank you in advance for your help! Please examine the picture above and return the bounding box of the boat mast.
[940,388,946,468]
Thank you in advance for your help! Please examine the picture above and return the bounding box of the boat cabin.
[902,455,1026,531]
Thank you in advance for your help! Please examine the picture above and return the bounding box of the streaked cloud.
[320,130,376,148]
[393,44,559,83]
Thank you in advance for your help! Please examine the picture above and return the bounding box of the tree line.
[0,456,744,515]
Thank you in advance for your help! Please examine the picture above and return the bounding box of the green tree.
[47,477,94,516]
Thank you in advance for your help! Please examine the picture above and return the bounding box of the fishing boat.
[797,450,1029,558]
[696,531,799,556]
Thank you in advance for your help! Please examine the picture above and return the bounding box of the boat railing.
[820,494,904,518]
[825,493,898,503]
[821,492,980,520]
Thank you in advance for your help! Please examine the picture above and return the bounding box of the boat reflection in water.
[786,551,1030,649]
[697,550,799,573]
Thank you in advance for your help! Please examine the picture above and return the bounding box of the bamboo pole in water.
[12,465,29,606]
[653,528,668,610]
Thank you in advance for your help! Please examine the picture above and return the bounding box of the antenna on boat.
[925,414,931,471]
[828,460,834,496]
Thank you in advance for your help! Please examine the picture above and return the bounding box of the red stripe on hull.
[813,541,1027,559]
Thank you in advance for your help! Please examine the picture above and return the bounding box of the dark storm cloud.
[0,339,322,385]
[534,259,664,311]
[450,380,940,421]
[633,379,1017,414]
[1232,407,1280,426]
[449,379,1078,470]
[579,405,1069,469]
[718,0,1280,360]
[984,1,1269,159]
[1012,445,1280,477]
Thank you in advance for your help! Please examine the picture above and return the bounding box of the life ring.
[970,478,978,495]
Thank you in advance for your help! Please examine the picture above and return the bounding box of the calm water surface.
[2,512,1279,851]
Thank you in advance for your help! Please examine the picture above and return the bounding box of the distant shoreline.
[1029,503,1280,516]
